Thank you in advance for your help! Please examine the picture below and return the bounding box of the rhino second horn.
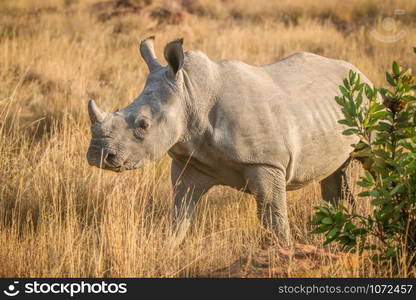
[88,99,106,123]
[140,36,161,72]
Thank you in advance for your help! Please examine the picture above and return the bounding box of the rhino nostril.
[105,153,119,167]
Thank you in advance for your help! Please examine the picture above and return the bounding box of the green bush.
[311,48,416,272]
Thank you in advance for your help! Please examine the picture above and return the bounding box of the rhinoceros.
[87,37,371,245]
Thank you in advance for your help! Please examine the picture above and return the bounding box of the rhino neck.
[178,51,220,142]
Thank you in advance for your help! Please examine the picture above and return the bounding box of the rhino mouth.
[87,145,150,172]
[108,160,147,173]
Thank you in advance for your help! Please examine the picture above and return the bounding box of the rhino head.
[86,37,187,172]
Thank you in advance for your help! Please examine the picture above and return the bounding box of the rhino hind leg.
[245,166,291,247]
[320,158,354,205]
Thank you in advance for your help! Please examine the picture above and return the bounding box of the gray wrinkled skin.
[87,37,372,246]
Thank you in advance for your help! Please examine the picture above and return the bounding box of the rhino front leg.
[245,166,291,247]
[169,160,216,246]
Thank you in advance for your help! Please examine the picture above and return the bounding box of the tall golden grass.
[0,0,415,277]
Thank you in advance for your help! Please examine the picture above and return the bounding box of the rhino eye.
[133,119,150,140]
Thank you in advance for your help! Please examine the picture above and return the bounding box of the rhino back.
[207,52,367,188]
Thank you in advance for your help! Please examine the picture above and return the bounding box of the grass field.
[0,0,415,277]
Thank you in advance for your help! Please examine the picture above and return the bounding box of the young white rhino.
[87,37,372,245]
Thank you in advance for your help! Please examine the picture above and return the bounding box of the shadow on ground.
[209,244,341,277]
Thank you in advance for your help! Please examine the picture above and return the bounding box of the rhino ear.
[164,38,184,75]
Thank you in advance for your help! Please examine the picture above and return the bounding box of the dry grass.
[0,0,415,277]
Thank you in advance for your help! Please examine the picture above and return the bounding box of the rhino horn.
[140,36,161,72]
[88,99,107,123]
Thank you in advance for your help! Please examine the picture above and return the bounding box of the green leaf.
[364,84,378,100]
[311,225,331,234]
[352,228,367,235]
[386,72,395,86]
[386,247,396,257]
[393,61,401,76]
[340,85,350,97]
[376,122,392,131]
[354,142,369,150]
[368,102,385,114]
[327,227,339,239]
[342,128,358,136]
[349,70,356,85]
[317,206,330,214]
[390,183,404,195]
[321,217,333,225]
[371,110,389,120]
[343,78,350,90]
[371,198,385,205]
[356,75,362,87]
[356,90,363,107]
[358,191,371,197]
[344,222,356,232]
[335,96,345,106]
[338,119,355,126]
[351,148,371,158]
